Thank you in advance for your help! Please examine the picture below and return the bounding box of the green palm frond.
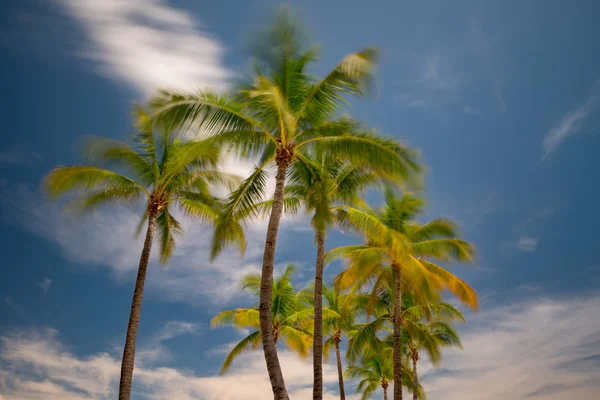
[82,136,157,186]
[156,208,183,264]
[279,325,312,357]
[210,165,270,259]
[220,330,262,374]
[412,238,475,262]
[298,48,378,125]
[44,165,148,200]
[150,89,270,137]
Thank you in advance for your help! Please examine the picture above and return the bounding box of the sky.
[1,0,600,399]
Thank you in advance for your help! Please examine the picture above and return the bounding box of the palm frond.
[150,89,270,137]
[44,165,148,200]
[156,208,183,264]
[219,330,261,374]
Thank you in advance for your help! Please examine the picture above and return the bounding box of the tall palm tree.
[405,316,463,400]
[44,110,237,400]
[322,285,364,400]
[211,265,335,373]
[150,11,419,399]
[328,190,477,400]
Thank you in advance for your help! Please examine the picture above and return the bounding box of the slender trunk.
[260,160,290,400]
[393,264,403,400]
[335,338,346,400]
[383,384,388,400]
[313,230,326,400]
[412,352,418,400]
[118,209,157,400]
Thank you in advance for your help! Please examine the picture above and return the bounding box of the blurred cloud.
[0,181,308,307]
[0,328,344,400]
[542,93,598,159]
[36,278,52,296]
[2,293,599,399]
[421,292,600,399]
[4,297,31,322]
[517,236,538,252]
[0,152,42,166]
[57,0,231,95]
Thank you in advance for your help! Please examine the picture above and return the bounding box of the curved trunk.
[118,209,157,400]
[412,352,418,400]
[313,230,326,400]
[335,338,346,400]
[393,264,403,400]
[260,160,290,400]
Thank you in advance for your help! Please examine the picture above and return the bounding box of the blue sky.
[1,0,600,399]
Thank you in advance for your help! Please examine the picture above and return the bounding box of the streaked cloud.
[0,328,344,400]
[0,152,42,166]
[57,0,231,95]
[4,297,31,322]
[542,94,598,158]
[517,236,538,252]
[421,292,600,399]
[2,293,599,399]
[0,181,308,306]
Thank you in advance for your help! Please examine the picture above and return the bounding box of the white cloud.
[36,278,52,296]
[2,293,599,399]
[58,0,231,95]
[421,292,600,399]
[420,51,461,91]
[0,329,343,400]
[542,94,598,158]
[517,236,538,252]
[0,181,309,306]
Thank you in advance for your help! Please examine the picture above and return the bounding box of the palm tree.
[328,190,477,400]
[320,284,361,400]
[150,10,419,399]
[43,110,237,400]
[405,315,463,400]
[346,350,415,400]
[211,264,335,373]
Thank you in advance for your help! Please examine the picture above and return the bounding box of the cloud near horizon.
[1,292,599,399]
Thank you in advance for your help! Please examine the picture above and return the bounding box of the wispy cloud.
[517,236,538,252]
[4,297,31,322]
[1,182,308,306]
[57,0,231,95]
[36,278,52,296]
[0,328,345,400]
[136,320,200,366]
[0,152,42,166]
[2,293,599,399]
[542,93,599,159]
[420,51,461,91]
[421,292,600,399]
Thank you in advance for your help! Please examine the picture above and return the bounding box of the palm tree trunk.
[335,338,346,400]
[393,263,403,400]
[383,385,388,400]
[118,209,157,400]
[313,230,326,400]
[412,354,418,400]
[260,160,290,400]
